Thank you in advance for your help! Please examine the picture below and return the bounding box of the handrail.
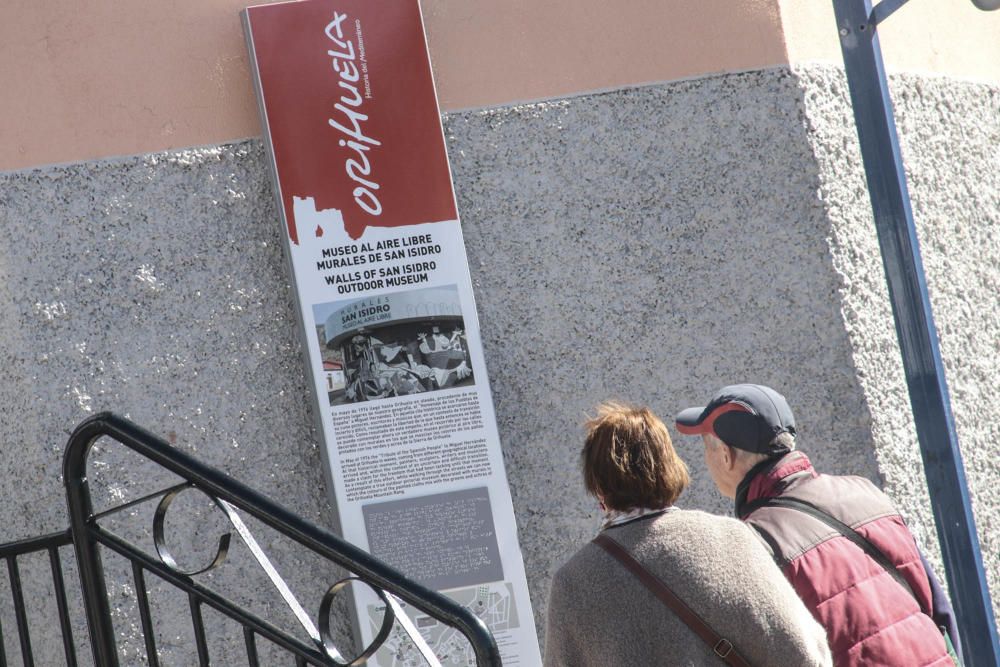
[63,411,502,667]
[0,530,72,558]
[0,529,78,665]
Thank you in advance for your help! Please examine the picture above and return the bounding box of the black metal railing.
[0,530,77,666]
[0,412,501,666]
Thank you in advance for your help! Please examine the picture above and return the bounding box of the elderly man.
[676,383,961,666]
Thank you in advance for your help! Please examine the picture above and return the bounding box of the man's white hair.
[706,431,795,468]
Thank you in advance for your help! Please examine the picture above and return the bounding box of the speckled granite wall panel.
[0,144,352,663]
[0,65,996,659]
[443,71,887,637]
[794,64,1000,620]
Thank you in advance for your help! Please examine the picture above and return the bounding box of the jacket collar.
[734,451,816,518]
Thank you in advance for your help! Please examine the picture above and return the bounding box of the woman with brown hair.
[543,402,830,666]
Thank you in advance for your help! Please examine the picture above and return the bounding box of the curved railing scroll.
[64,412,502,667]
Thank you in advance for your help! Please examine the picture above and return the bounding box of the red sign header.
[245,0,458,241]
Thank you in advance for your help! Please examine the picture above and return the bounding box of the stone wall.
[0,64,995,660]
[797,64,1000,612]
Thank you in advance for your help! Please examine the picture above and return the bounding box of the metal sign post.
[832,0,1000,662]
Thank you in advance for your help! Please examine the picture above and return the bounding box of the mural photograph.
[313,285,475,405]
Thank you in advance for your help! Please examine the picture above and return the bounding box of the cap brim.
[675,407,708,435]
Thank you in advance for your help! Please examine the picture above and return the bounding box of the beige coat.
[543,509,831,667]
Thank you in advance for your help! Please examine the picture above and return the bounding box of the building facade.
[1,0,999,662]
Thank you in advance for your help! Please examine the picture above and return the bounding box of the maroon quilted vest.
[737,452,950,667]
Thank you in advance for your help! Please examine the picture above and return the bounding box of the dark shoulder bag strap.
[745,496,918,602]
[592,533,754,667]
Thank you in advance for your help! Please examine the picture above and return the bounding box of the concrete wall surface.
[797,64,1000,604]
[0,65,997,661]
[0,144,357,663]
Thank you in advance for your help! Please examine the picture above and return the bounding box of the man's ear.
[721,445,736,470]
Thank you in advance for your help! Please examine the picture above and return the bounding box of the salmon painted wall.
[0,0,783,172]
[2,0,999,172]
[780,0,1000,82]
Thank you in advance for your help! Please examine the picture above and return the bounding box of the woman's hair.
[581,402,690,511]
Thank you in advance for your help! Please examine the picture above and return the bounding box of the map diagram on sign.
[369,583,518,666]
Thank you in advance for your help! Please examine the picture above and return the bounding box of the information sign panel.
[243,2,541,663]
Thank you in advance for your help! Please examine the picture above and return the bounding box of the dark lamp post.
[832,0,1000,664]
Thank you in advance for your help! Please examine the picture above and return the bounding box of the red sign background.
[246,0,457,241]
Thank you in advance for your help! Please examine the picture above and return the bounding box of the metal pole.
[832,0,1000,662]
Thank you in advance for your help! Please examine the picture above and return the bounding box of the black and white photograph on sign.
[313,285,475,405]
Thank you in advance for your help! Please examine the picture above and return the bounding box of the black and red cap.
[675,384,796,455]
